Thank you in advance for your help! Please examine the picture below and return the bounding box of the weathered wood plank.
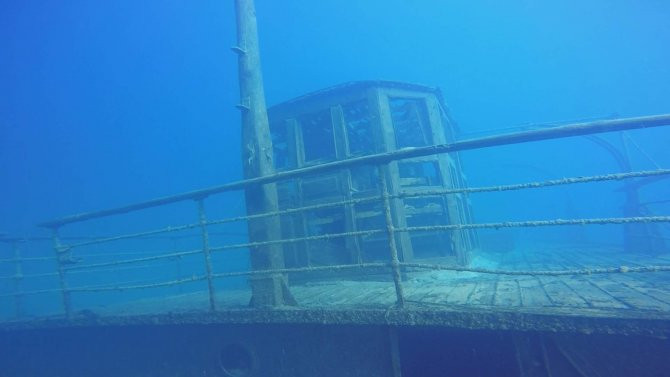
[523,250,590,309]
[342,283,394,306]
[548,247,670,310]
[467,277,497,306]
[561,276,629,309]
[398,283,426,302]
[536,276,589,308]
[605,274,670,306]
[444,279,479,306]
[350,285,396,307]
[408,284,457,306]
[518,276,553,308]
[295,284,344,305]
[501,249,555,309]
[493,276,522,307]
[325,283,388,306]
[588,275,670,311]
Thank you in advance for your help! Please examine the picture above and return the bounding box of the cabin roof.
[268,80,444,111]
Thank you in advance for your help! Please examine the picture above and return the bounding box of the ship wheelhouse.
[263,81,478,271]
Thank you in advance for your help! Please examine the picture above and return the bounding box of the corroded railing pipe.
[378,165,405,308]
[51,229,72,318]
[196,199,216,311]
[38,114,670,229]
[11,241,23,318]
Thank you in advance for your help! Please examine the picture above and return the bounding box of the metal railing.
[1,114,670,320]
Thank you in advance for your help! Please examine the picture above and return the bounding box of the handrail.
[5,214,668,274]
[3,261,670,299]
[38,114,670,228]
[2,113,667,321]
[27,168,668,253]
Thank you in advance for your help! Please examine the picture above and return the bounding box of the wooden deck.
[2,246,670,335]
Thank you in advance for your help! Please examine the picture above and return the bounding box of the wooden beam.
[234,0,294,307]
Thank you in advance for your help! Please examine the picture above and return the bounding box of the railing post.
[11,241,23,318]
[197,198,217,311]
[378,164,405,308]
[51,229,72,318]
[171,236,184,294]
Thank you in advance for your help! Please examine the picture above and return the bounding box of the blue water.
[1,1,670,376]
[1,1,669,234]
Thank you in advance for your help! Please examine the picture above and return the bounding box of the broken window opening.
[270,120,294,170]
[389,97,433,148]
[300,108,336,163]
[350,165,380,194]
[305,208,348,266]
[343,100,376,156]
[354,201,388,262]
[398,160,443,187]
[404,197,453,258]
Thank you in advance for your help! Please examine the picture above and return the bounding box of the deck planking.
[2,245,669,335]
[285,246,670,319]
[145,246,670,318]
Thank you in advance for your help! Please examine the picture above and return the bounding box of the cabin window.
[355,202,385,232]
[350,165,379,193]
[305,208,347,265]
[342,100,375,156]
[404,197,452,257]
[299,109,336,163]
[440,106,457,142]
[354,201,388,261]
[454,198,472,250]
[404,197,449,222]
[270,120,294,170]
[276,180,299,209]
[389,97,433,148]
[301,174,341,202]
[448,160,464,189]
[398,160,442,187]
[281,213,307,267]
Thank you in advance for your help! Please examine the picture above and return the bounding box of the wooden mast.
[234,0,295,307]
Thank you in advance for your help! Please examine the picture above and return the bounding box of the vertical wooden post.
[196,198,217,311]
[378,164,405,308]
[171,236,184,294]
[51,229,72,318]
[426,95,469,264]
[618,132,660,254]
[234,0,295,307]
[373,89,414,262]
[11,241,23,318]
[332,105,362,264]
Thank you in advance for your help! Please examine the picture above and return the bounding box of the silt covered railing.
[1,114,670,320]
